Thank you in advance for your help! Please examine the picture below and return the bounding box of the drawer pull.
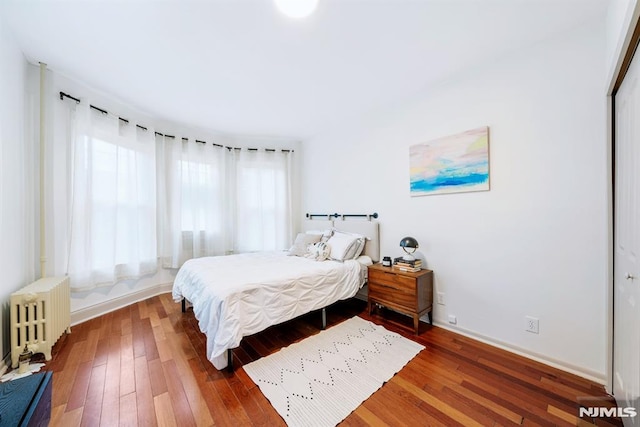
[376,283,400,291]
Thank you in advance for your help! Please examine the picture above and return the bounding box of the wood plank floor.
[42,294,622,426]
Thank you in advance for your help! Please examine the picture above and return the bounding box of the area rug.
[243,316,425,426]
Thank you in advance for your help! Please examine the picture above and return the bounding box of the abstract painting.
[410,126,490,196]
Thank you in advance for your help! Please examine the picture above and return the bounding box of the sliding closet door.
[614,43,640,425]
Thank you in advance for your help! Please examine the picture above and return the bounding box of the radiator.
[10,276,71,368]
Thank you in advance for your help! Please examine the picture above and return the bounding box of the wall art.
[410,126,490,196]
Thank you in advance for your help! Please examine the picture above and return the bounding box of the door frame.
[608,3,640,395]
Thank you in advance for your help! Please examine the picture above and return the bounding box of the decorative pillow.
[288,233,321,257]
[305,242,331,261]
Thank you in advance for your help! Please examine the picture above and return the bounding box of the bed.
[172,218,380,370]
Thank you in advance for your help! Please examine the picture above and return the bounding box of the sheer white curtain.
[157,136,231,268]
[66,104,157,290]
[233,149,294,252]
[158,144,295,263]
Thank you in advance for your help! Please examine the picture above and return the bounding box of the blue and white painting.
[410,126,490,196]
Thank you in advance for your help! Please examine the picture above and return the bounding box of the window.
[66,107,157,290]
[157,137,229,267]
[178,160,221,232]
[234,150,292,252]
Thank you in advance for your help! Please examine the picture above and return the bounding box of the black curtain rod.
[306,212,379,220]
[60,91,80,103]
[90,104,108,115]
[58,90,295,153]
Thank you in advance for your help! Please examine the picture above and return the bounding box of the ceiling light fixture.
[274,0,318,19]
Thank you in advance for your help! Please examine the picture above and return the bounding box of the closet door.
[614,43,640,425]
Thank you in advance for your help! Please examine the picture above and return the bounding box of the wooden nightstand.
[367,263,433,335]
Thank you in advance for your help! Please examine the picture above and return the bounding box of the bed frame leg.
[227,349,234,373]
[321,308,327,330]
[181,298,186,313]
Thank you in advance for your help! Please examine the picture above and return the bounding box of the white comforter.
[172,251,366,369]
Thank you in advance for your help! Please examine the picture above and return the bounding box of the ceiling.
[2,0,608,140]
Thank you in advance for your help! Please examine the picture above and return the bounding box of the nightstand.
[367,263,433,334]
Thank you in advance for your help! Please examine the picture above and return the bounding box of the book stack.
[393,257,422,272]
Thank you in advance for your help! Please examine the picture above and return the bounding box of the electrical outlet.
[525,316,539,334]
[436,292,445,305]
[448,315,457,325]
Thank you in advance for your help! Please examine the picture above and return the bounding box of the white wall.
[303,20,608,380]
[0,13,35,360]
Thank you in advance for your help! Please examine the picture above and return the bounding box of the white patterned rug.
[243,316,425,426]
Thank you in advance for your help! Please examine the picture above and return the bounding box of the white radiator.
[10,276,71,368]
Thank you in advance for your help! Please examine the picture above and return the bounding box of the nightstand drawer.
[368,269,417,292]
[368,282,416,308]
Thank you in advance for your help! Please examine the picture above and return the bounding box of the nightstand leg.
[414,316,419,335]
[427,311,432,324]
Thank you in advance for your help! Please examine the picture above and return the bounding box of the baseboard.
[71,283,174,326]
[433,320,607,385]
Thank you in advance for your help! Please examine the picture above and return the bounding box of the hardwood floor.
[43,294,622,426]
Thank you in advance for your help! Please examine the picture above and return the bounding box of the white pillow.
[332,230,367,260]
[347,236,366,259]
[326,232,361,261]
[288,233,321,257]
